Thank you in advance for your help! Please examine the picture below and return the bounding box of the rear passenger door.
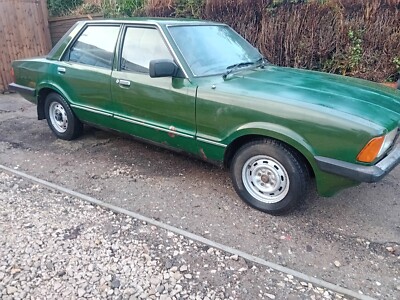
[49,24,121,124]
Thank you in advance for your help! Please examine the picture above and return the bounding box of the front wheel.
[230,139,310,215]
[44,93,82,140]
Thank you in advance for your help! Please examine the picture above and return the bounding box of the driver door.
[110,26,197,154]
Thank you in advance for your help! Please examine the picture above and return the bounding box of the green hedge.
[48,0,400,82]
[143,0,400,83]
[47,0,84,16]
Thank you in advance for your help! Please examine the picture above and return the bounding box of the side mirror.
[149,59,178,78]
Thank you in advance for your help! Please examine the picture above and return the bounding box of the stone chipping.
[0,171,348,299]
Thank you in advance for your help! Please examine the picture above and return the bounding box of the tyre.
[44,93,82,140]
[230,139,310,215]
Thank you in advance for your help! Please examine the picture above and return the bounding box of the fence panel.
[48,14,104,46]
[0,0,52,92]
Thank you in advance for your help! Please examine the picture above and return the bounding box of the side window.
[66,25,120,69]
[121,27,173,73]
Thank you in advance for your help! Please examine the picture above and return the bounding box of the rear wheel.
[230,139,310,215]
[44,93,82,140]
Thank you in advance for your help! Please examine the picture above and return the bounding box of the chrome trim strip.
[196,137,227,148]
[155,23,190,80]
[57,21,190,79]
[58,23,122,63]
[70,104,113,117]
[114,115,194,139]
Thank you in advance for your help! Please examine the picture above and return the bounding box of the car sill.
[114,115,194,139]
[70,104,113,117]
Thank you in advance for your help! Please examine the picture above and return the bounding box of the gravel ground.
[0,171,351,300]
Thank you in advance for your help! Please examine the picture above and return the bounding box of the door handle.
[57,67,66,74]
[116,79,131,87]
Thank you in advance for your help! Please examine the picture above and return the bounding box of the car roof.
[82,17,221,26]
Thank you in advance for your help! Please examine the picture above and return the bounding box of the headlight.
[357,128,398,163]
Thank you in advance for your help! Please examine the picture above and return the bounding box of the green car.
[9,19,400,215]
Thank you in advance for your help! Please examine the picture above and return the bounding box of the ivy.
[47,0,84,16]
[393,57,400,73]
[267,0,328,9]
[174,0,204,18]
[348,29,363,71]
[102,0,145,17]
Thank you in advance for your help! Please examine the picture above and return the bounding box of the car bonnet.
[219,66,400,131]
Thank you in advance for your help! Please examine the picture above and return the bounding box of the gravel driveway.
[0,93,399,299]
[0,171,348,299]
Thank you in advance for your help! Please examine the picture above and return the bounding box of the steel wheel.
[48,101,68,133]
[230,139,310,215]
[242,155,290,204]
[44,93,82,140]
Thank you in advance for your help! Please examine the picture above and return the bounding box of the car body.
[9,18,400,215]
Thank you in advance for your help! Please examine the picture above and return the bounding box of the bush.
[47,0,400,82]
[143,0,400,83]
[102,0,146,17]
[47,0,84,16]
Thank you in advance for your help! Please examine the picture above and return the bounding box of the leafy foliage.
[47,0,84,16]
[104,0,146,17]
[145,0,400,83]
[75,2,102,15]
[173,0,204,18]
[348,29,363,71]
[48,0,400,82]
[394,57,400,73]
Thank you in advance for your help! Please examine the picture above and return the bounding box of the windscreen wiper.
[223,61,255,78]
[255,57,268,68]
[223,57,267,79]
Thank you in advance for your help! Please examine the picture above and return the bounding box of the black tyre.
[44,93,82,140]
[230,139,310,215]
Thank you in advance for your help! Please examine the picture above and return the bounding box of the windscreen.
[168,25,262,77]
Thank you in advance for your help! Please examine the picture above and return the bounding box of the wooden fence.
[48,14,104,46]
[0,0,52,93]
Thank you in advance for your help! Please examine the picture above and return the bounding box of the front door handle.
[57,67,66,74]
[116,79,131,87]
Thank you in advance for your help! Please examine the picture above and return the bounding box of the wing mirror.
[149,59,178,78]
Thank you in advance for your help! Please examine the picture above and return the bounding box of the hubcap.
[49,102,68,133]
[242,155,290,204]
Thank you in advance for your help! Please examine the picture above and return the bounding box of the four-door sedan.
[9,18,400,215]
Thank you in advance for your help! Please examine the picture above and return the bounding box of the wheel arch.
[37,84,72,120]
[223,124,317,177]
[37,87,55,120]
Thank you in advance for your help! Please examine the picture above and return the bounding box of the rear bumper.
[8,83,35,96]
[315,140,400,183]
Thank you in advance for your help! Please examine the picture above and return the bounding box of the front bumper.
[315,140,400,183]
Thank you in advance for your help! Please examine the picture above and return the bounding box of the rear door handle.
[116,79,131,87]
[57,67,66,74]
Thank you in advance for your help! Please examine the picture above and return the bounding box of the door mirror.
[149,59,178,78]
